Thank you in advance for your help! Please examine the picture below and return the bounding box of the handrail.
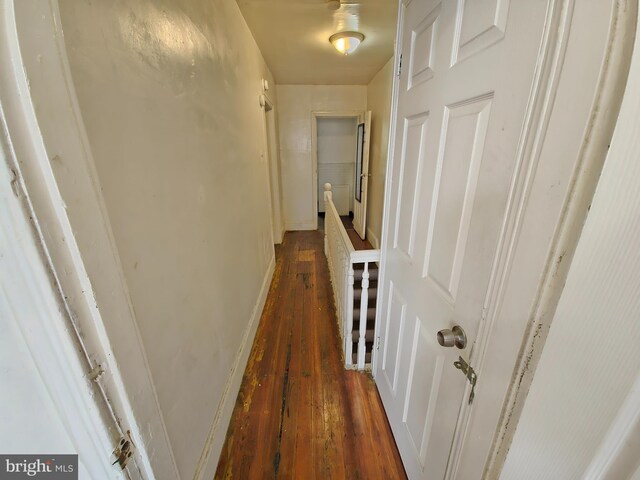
[323,183,380,369]
[350,249,380,263]
[326,188,355,257]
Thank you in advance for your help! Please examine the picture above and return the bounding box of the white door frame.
[311,110,363,229]
[373,0,637,477]
[262,94,285,244]
[0,1,178,478]
[370,4,403,375]
[1,103,119,479]
[484,0,637,475]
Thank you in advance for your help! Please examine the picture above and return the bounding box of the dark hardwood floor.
[339,216,375,251]
[215,231,406,479]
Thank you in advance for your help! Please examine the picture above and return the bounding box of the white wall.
[365,58,394,249]
[277,85,367,230]
[317,117,357,215]
[57,0,276,477]
[501,23,640,479]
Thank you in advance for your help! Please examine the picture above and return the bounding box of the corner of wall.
[194,253,276,480]
[366,226,380,249]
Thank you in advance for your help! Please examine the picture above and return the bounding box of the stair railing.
[323,183,380,370]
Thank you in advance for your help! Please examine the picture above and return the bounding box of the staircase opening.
[330,215,379,366]
[322,184,380,370]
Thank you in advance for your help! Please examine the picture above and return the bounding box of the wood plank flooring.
[215,231,406,479]
[339,216,375,251]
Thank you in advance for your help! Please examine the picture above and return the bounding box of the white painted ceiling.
[236,0,397,85]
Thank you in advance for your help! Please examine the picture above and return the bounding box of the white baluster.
[323,180,380,369]
[324,183,331,254]
[345,263,355,368]
[358,262,370,370]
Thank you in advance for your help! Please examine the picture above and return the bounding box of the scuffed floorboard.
[215,231,406,479]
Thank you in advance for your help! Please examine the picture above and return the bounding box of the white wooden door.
[375,0,549,478]
[0,129,125,478]
[352,111,371,239]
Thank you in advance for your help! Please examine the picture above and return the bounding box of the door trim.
[371,0,403,376]
[1,102,118,479]
[0,1,178,477]
[484,0,638,477]
[262,95,285,244]
[373,0,638,477]
[311,110,363,229]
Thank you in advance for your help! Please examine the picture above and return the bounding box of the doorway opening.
[316,116,358,224]
[312,111,371,238]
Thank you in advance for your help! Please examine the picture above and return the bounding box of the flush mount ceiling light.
[329,31,365,55]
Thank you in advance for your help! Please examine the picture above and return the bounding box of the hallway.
[215,231,406,479]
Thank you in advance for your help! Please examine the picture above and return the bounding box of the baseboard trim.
[366,226,380,250]
[285,221,316,231]
[193,255,275,480]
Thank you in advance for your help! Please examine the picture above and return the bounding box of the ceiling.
[236,0,397,85]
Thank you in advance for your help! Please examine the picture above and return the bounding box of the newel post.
[324,182,332,203]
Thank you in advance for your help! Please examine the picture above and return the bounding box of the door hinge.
[87,363,105,382]
[376,336,381,351]
[111,431,136,470]
[397,54,403,77]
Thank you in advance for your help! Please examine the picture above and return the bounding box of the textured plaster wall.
[58,0,275,476]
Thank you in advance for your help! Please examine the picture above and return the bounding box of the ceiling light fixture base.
[329,31,365,55]
[326,0,341,10]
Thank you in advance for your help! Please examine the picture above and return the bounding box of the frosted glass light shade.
[329,31,365,55]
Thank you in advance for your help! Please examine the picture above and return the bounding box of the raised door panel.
[381,282,407,396]
[402,317,444,465]
[452,0,510,64]
[423,96,492,301]
[393,113,429,258]
[408,4,441,89]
